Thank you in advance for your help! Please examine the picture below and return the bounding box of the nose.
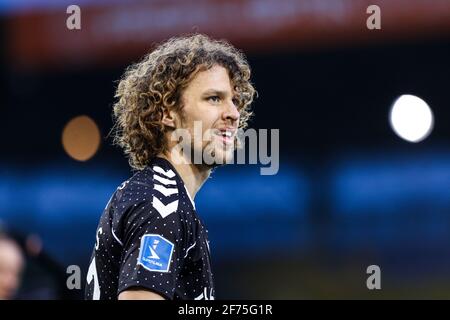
[222,99,240,123]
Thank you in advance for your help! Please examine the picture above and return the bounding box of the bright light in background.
[62,115,101,161]
[389,94,434,143]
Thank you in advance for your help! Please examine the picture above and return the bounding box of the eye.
[207,96,221,103]
[232,97,240,107]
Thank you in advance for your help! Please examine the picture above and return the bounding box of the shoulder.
[108,167,186,247]
[116,165,182,220]
[120,165,179,193]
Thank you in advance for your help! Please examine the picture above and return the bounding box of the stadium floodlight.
[389,94,434,143]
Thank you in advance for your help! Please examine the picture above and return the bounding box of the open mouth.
[215,128,236,145]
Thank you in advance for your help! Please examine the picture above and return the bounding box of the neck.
[158,149,211,199]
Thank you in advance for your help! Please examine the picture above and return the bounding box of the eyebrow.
[202,89,230,97]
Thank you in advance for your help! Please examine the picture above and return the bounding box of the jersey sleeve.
[117,198,186,300]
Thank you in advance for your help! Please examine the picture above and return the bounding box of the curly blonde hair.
[112,33,256,170]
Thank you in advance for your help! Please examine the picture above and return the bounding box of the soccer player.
[85,34,255,300]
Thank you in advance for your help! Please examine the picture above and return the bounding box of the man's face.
[0,240,24,300]
[176,65,240,167]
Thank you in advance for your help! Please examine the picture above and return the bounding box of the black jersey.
[85,157,215,300]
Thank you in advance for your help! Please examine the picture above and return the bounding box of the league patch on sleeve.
[137,234,174,273]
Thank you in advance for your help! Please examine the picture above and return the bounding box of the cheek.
[191,114,218,136]
[184,105,213,124]
[200,110,221,131]
[182,103,222,141]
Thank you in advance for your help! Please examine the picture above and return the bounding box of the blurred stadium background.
[1,0,450,299]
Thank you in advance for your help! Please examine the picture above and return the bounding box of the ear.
[161,108,178,129]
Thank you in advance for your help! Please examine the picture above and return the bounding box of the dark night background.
[1,0,450,299]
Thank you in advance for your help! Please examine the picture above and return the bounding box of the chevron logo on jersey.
[152,165,179,218]
[138,234,174,273]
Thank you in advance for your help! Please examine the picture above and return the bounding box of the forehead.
[185,65,233,94]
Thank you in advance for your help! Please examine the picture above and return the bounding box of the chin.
[221,150,235,164]
[202,144,234,167]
